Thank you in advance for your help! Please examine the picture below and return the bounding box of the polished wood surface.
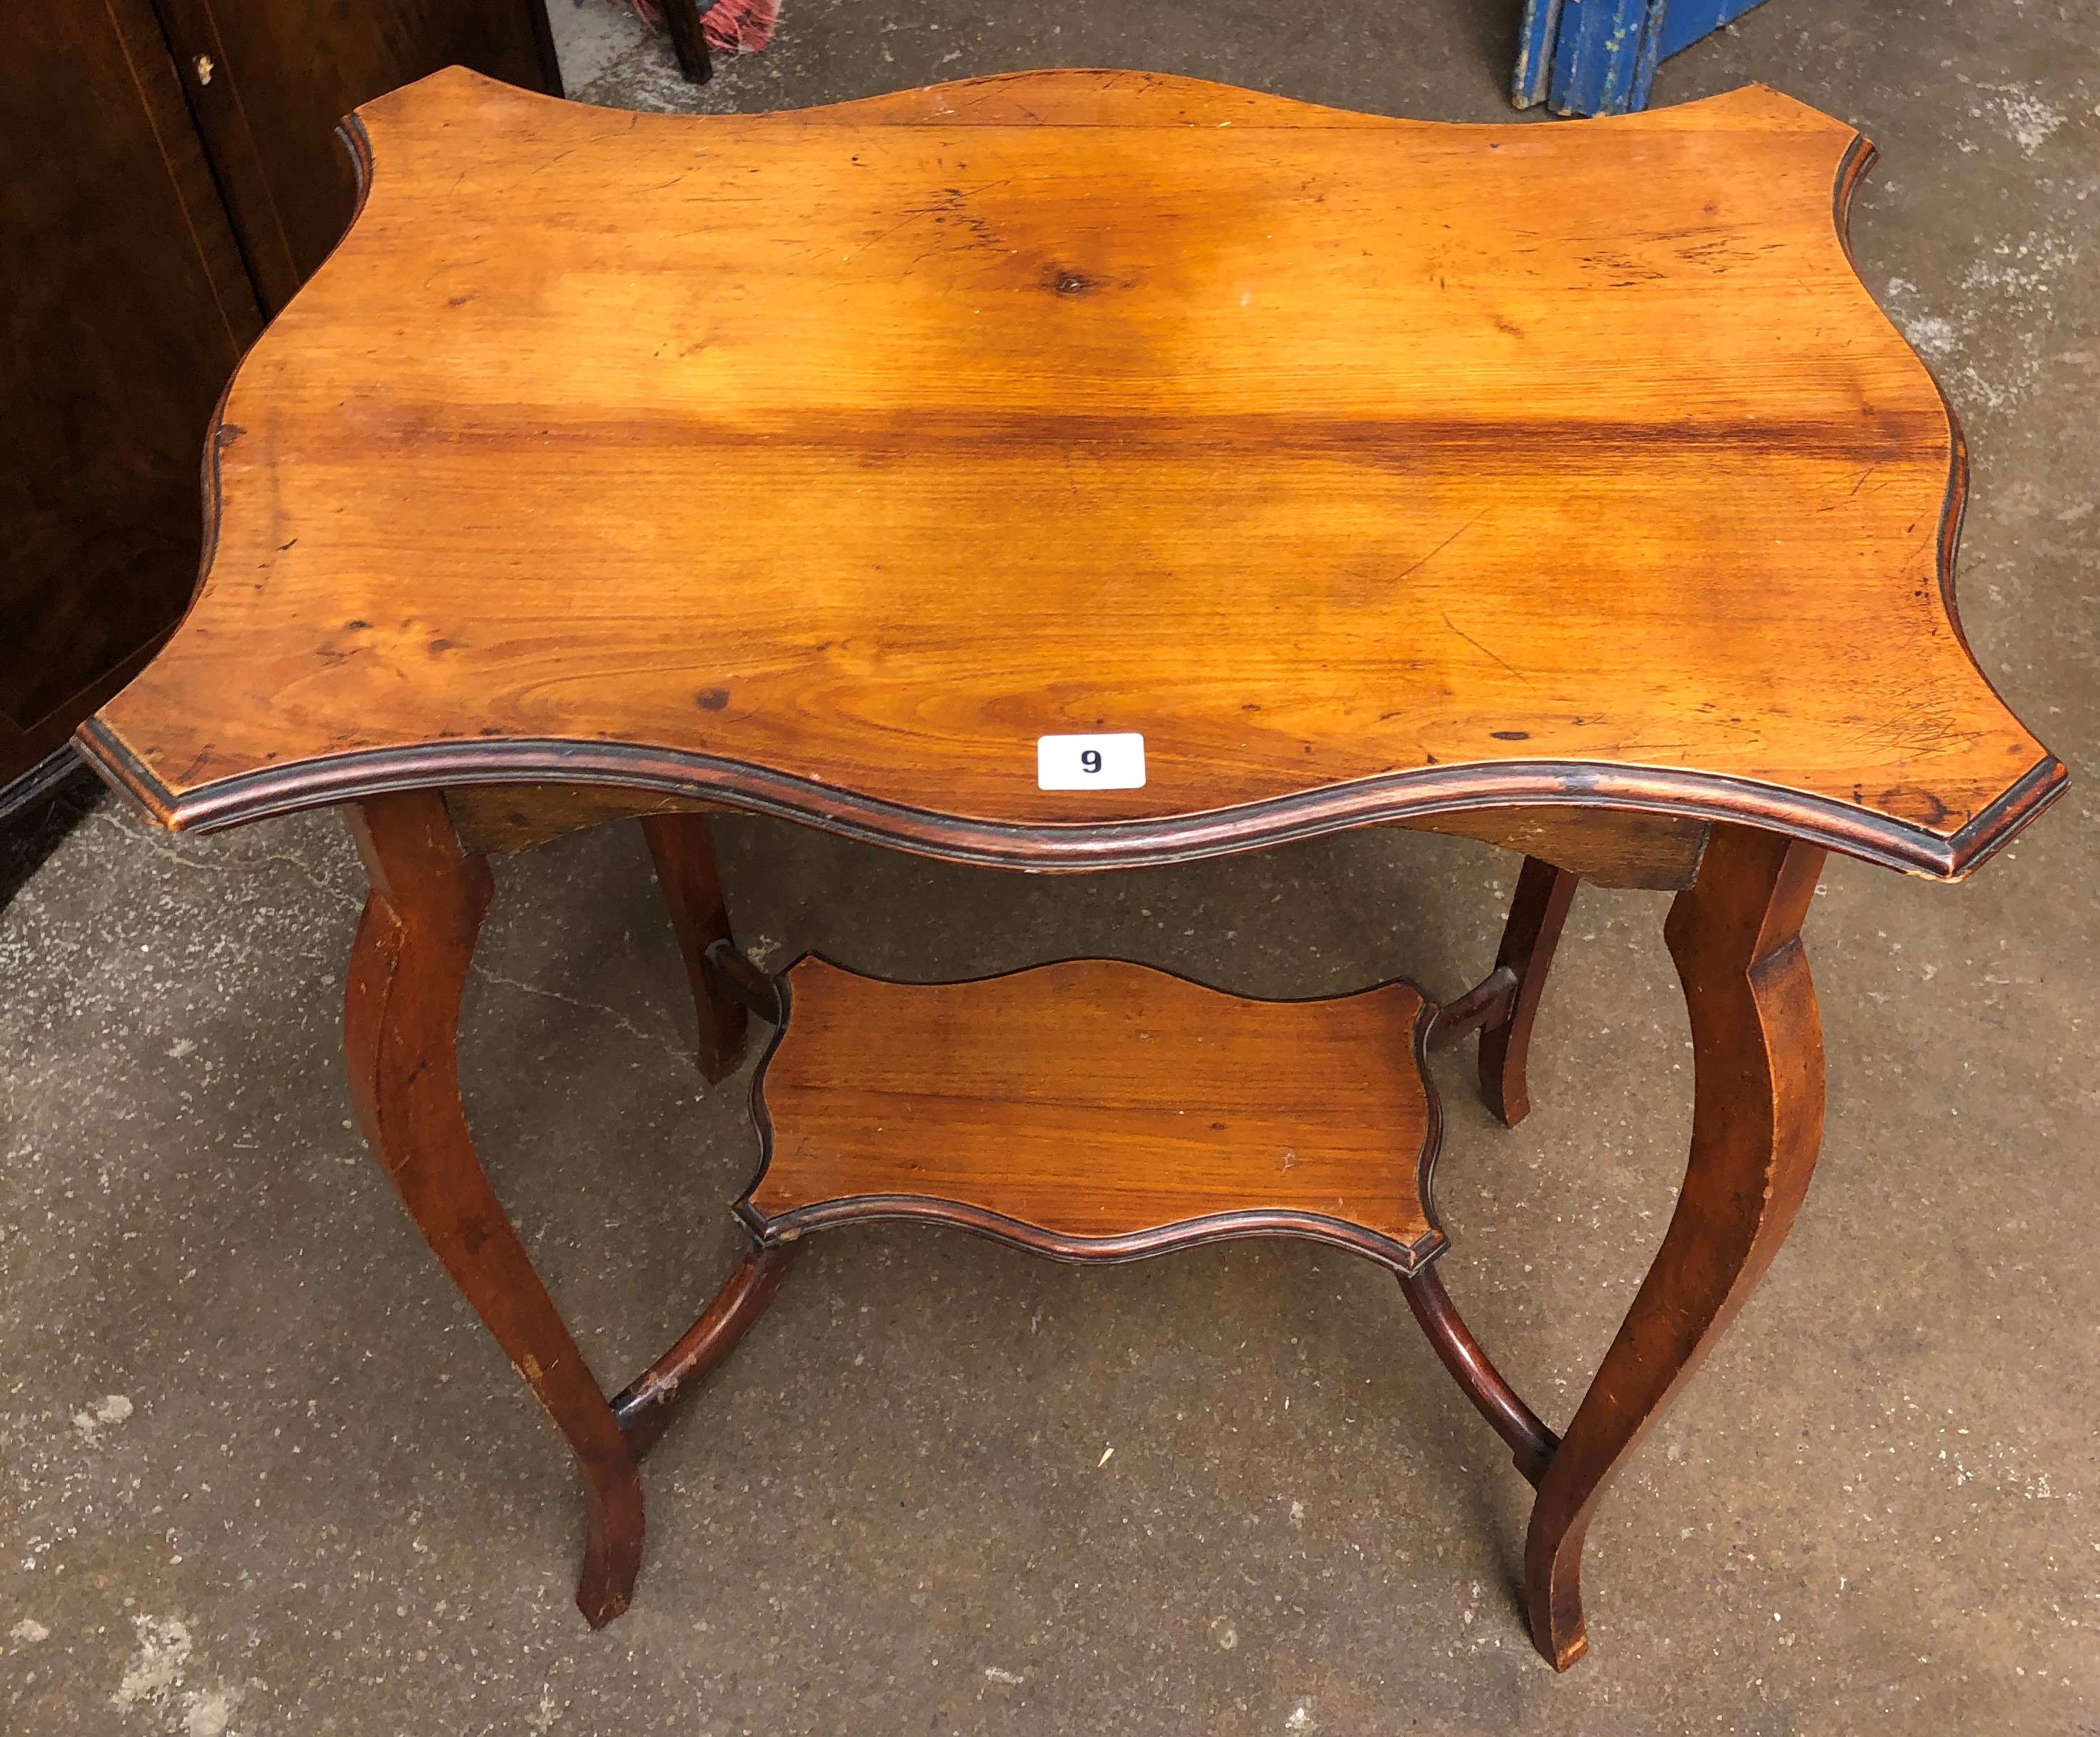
[746,957,1445,1273]
[1424,966,1518,1054]
[658,0,714,86]
[84,69,2061,877]
[328,793,1852,1658]
[450,780,1707,887]
[74,59,2061,1666]
[343,787,644,1626]
[1522,822,1827,1668]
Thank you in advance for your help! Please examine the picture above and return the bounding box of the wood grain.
[744,956,1445,1273]
[342,787,644,1626]
[81,68,2063,876]
[1397,807,1706,890]
[1523,822,1827,1668]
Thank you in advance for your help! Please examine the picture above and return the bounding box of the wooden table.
[78,67,2064,1670]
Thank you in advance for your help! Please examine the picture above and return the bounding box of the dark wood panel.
[444,781,724,855]
[153,0,561,310]
[1398,807,1706,890]
[0,0,263,795]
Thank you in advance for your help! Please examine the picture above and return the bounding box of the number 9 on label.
[1036,732,1146,791]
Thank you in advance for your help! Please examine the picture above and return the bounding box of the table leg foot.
[344,790,646,1628]
[1478,857,1580,1126]
[642,812,748,1083]
[576,1470,647,1627]
[1523,824,1825,1668]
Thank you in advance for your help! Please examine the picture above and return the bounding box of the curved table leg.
[1401,1265,1559,1485]
[642,812,749,1083]
[614,1243,797,1456]
[1479,857,1580,1127]
[343,790,645,1627]
[1524,823,1826,1669]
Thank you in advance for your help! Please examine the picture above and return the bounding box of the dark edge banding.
[70,727,2067,882]
[1934,754,2065,876]
[1409,995,1448,1270]
[340,111,375,210]
[730,954,1447,1276]
[1832,128,1979,662]
[733,967,792,1244]
[1829,132,1875,264]
[1828,125,2067,856]
[75,723,165,817]
[1933,376,1976,658]
[743,1197,1445,1277]
[750,945,1440,1008]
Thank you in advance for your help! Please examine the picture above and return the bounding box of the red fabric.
[703,0,777,54]
[611,0,777,55]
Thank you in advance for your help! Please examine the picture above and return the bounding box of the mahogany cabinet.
[0,0,559,816]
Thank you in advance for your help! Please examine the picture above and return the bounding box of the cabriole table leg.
[1478,857,1580,1126]
[343,789,646,1626]
[1523,822,1827,1668]
[641,812,749,1083]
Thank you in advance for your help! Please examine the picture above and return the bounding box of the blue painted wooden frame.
[1515,0,1769,116]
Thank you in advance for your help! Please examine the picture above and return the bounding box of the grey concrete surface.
[4,2,2096,1732]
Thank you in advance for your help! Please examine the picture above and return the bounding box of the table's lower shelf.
[737,956,1446,1275]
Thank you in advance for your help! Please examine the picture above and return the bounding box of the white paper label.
[1036,732,1146,791]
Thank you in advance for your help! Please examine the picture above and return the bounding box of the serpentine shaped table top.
[80,67,2063,876]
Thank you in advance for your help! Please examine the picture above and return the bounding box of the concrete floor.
[4,2,2096,1732]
